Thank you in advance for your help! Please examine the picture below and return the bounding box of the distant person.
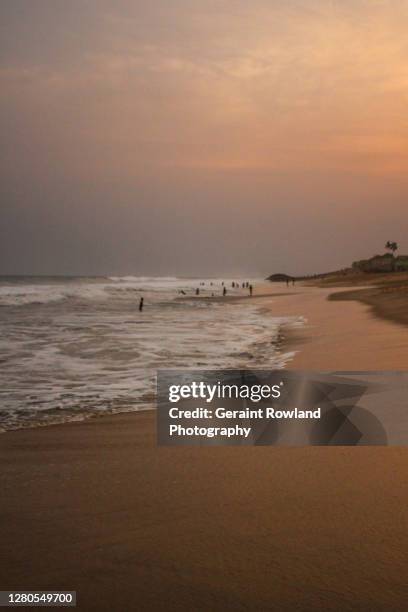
[222,281,224,286]
[232,281,235,288]
[223,287,227,296]
[292,278,295,286]
[139,297,144,312]
[286,278,289,287]
[196,288,200,295]
[249,284,253,296]
[242,282,245,288]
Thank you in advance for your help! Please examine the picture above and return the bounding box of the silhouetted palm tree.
[385,240,398,255]
[385,241,398,271]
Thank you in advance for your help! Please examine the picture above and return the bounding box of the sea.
[0,276,303,431]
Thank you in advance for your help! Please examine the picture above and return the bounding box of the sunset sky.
[2,0,408,275]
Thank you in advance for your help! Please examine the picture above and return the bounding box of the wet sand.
[307,269,408,327]
[262,283,408,369]
[1,284,408,611]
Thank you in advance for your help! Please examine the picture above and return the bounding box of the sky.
[1,0,408,276]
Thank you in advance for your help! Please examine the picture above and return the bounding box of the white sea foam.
[0,276,249,306]
[0,276,303,430]
[0,281,109,306]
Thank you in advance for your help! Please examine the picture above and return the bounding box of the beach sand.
[1,285,408,611]
[263,283,408,370]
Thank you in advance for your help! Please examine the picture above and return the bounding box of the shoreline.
[307,270,408,328]
[0,288,299,434]
[2,281,407,434]
[262,283,408,370]
[329,286,408,327]
[2,284,408,610]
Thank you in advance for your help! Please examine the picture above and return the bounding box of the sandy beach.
[264,283,408,370]
[2,284,408,611]
[4,0,408,608]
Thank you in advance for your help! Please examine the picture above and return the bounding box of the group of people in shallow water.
[195,280,253,298]
[138,277,298,311]
[138,280,254,312]
[221,284,252,296]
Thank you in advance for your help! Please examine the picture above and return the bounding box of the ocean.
[0,276,303,430]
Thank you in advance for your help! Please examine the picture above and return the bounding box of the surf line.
[169,425,251,438]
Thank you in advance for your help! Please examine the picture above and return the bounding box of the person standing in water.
[196,288,200,295]
[249,284,253,296]
[139,297,144,312]
[223,287,227,296]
